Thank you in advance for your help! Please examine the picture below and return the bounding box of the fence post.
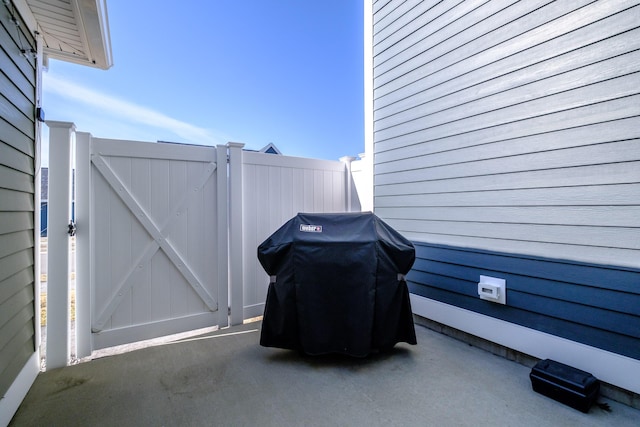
[74,132,92,358]
[227,142,245,325]
[216,145,230,327]
[340,156,357,212]
[45,121,75,368]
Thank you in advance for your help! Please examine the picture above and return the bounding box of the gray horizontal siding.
[376,138,640,183]
[407,242,640,361]
[0,164,34,193]
[371,0,640,364]
[0,230,34,259]
[0,211,33,235]
[0,26,36,139]
[375,96,639,164]
[0,2,36,398]
[373,0,396,22]
[0,117,34,158]
[372,0,640,268]
[374,1,638,104]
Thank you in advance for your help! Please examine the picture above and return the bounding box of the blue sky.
[42,0,364,165]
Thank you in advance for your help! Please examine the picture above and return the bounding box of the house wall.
[0,0,38,400]
[370,0,640,391]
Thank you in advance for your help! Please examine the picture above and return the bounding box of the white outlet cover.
[478,275,506,304]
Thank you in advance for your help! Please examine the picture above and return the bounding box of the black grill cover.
[258,212,417,356]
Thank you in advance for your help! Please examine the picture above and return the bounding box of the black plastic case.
[529,359,599,412]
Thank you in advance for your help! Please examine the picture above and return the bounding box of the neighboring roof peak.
[259,143,282,155]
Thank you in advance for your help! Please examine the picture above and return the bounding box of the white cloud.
[42,73,227,145]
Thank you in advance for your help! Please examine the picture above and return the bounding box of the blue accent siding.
[40,201,74,237]
[407,242,640,361]
[40,202,47,236]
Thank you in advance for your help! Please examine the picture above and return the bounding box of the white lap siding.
[373,0,640,269]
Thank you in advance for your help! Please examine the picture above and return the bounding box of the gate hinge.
[68,220,77,236]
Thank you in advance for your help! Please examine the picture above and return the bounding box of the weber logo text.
[300,224,322,233]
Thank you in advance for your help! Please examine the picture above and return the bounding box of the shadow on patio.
[10,320,639,426]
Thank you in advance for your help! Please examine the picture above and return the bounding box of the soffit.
[25,0,112,69]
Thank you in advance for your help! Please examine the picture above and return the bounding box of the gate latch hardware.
[68,220,77,237]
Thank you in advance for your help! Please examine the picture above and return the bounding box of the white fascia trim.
[79,0,113,69]
[411,294,640,395]
[95,0,113,67]
[0,352,40,426]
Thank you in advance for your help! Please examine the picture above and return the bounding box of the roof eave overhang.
[21,0,113,70]
[65,0,113,69]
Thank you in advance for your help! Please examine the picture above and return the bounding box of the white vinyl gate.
[76,136,229,352]
[47,127,362,362]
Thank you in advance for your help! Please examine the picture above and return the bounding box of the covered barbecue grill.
[258,212,417,356]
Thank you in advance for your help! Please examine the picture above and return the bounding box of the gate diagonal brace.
[91,155,218,332]
[93,239,159,332]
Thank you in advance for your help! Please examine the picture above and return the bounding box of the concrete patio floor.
[10,320,640,426]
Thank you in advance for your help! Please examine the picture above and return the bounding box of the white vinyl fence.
[236,148,359,322]
[45,124,368,366]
